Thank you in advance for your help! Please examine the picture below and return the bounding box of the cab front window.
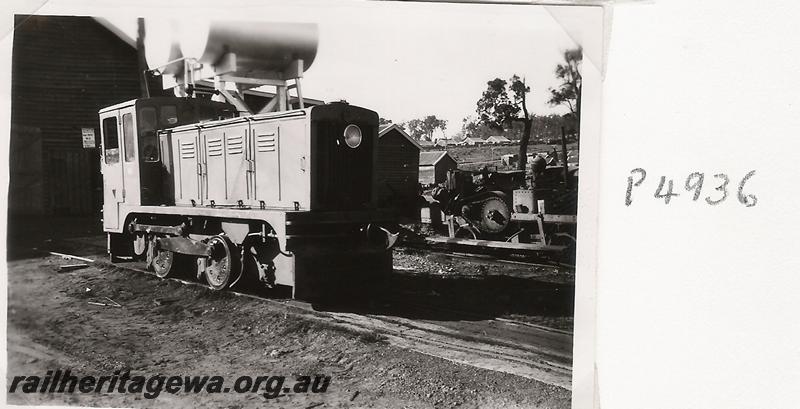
[160,105,178,127]
[137,106,160,162]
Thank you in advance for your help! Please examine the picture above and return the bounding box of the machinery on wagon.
[100,20,397,299]
[429,154,578,260]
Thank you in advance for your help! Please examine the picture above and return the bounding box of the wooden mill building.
[10,15,143,216]
[376,124,422,219]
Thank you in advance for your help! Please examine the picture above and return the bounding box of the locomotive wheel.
[146,236,186,279]
[204,235,236,291]
[152,248,176,278]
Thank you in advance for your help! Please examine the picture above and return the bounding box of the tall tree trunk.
[517,118,532,171]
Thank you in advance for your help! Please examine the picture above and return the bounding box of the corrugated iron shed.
[419,151,457,186]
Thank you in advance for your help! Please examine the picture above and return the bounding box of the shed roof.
[379,124,422,150]
[93,17,135,48]
[486,135,511,142]
[419,151,454,166]
[464,137,486,143]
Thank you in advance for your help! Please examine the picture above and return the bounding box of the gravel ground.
[391,246,575,331]
[6,217,574,407]
[6,254,572,408]
[394,246,574,284]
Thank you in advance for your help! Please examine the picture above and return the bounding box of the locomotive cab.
[99,97,235,229]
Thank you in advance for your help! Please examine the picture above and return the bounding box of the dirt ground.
[6,257,571,408]
[5,218,573,407]
[391,247,574,331]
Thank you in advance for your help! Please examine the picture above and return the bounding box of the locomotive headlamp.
[343,124,362,148]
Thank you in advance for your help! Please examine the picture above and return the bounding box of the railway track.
[399,240,576,270]
[47,237,574,390]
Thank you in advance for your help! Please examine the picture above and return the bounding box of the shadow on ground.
[310,272,574,329]
[7,215,102,261]
[8,216,573,329]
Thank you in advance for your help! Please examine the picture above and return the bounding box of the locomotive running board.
[426,236,567,252]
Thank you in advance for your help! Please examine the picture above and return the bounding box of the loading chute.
[144,19,319,114]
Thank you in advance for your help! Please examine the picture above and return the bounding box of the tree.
[548,47,582,138]
[463,115,510,140]
[403,119,425,140]
[461,116,480,141]
[476,75,533,170]
[532,114,576,142]
[402,115,448,141]
[419,115,447,141]
[423,115,447,143]
[379,117,393,127]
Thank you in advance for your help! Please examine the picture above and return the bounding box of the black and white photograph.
[4,2,603,407]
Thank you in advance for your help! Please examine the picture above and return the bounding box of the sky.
[101,1,596,138]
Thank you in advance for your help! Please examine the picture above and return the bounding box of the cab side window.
[123,113,135,162]
[103,116,119,164]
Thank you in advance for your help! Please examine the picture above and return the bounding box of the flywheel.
[475,195,511,234]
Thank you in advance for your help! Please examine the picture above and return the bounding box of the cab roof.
[98,99,136,114]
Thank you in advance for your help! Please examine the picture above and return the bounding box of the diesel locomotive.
[100,20,396,299]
